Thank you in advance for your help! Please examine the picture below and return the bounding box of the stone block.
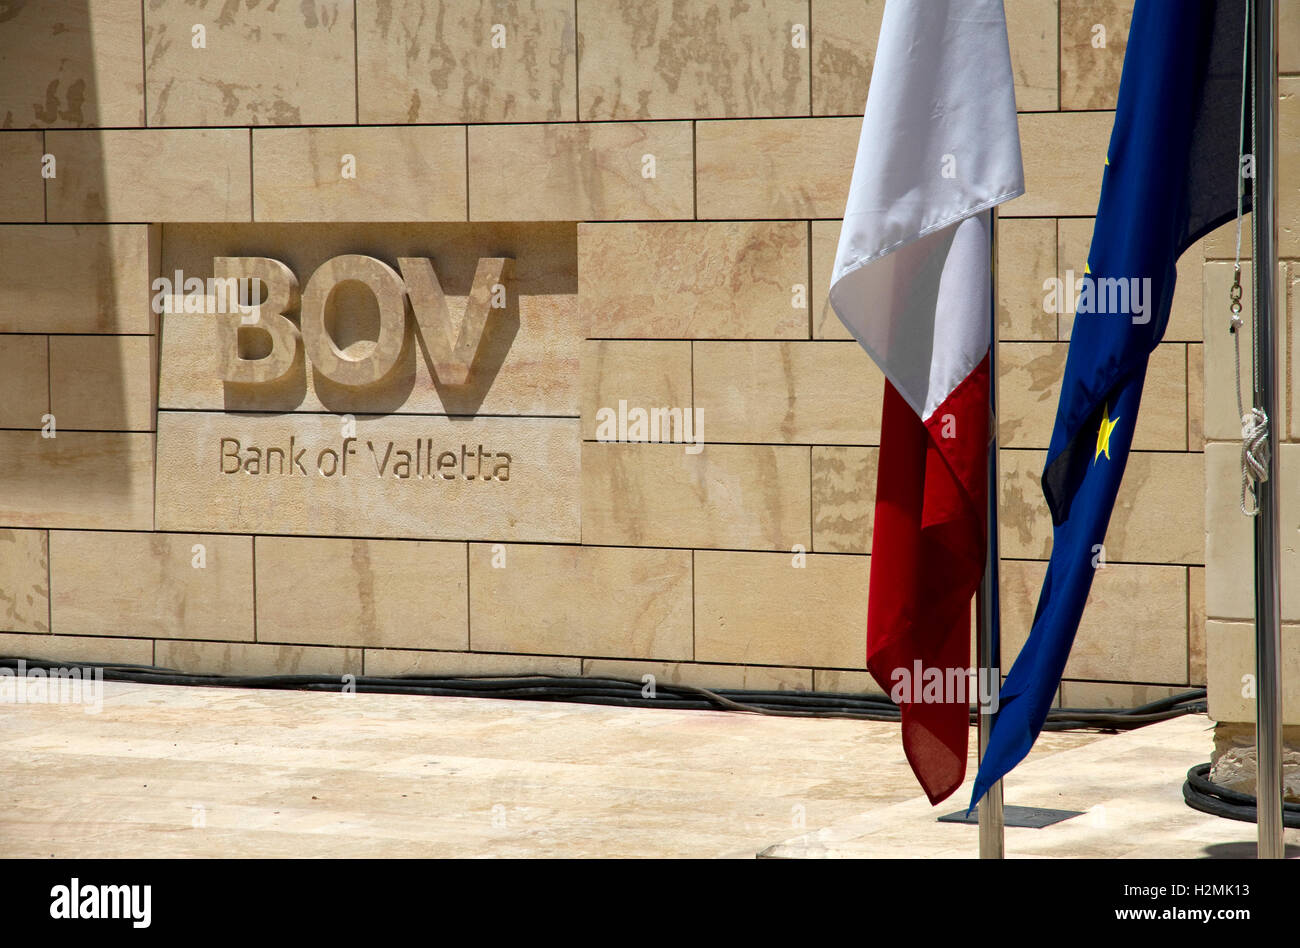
[578,0,808,120]
[144,0,355,126]
[0,225,156,334]
[579,222,808,338]
[581,340,692,440]
[256,536,468,650]
[46,129,251,222]
[49,335,155,431]
[581,441,810,549]
[1059,0,1133,110]
[0,529,49,634]
[50,531,253,640]
[811,446,877,554]
[695,117,860,219]
[693,341,883,444]
[469,122,693,221]
[252,126,468,222]
[0,431,154,530]
[0,335,49,428]
[0,0,144,127]
[358,0,576,123]
[469,543,693,659]
[694,550,868,669]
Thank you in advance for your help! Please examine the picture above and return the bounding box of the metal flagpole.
[1249,0,1284,861]
[977,207,1005,859]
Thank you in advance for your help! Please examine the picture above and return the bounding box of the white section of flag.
[829,0,1025,422]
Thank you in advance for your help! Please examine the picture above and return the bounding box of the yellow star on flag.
[1095,403,1120,463]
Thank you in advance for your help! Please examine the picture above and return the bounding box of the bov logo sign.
[211,254,512,388]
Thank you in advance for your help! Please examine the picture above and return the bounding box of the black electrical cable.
[0,655,1205,730]
[1182,762,1300,828]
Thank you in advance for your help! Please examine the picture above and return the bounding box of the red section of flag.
[867,353,990,804]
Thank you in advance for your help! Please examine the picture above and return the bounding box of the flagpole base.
[978,781,1006,858]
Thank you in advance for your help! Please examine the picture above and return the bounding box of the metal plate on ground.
[937,805,1084,828]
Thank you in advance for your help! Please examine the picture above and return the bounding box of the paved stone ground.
[766,714,1300,859]
[0,680,1284,858]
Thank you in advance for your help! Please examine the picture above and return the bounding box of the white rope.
[1230,0,1268,516]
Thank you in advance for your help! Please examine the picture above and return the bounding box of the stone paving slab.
[0,680,1107,858]
[763,714,1300,859]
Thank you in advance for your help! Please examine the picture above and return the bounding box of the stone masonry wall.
[0,2,1295,706]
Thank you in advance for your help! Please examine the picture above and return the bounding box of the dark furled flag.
[971,0,1251,808]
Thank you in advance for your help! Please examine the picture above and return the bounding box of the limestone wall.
[0,1,1295,704]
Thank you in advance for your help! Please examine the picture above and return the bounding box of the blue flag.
[971,0,1251,808]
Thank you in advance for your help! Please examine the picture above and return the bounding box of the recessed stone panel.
[584,658,812,693]
[809,0,886,117]
[0,632,151,665]
[1059,0,1132,111]
[999,447,1203,564]
[810,0,1057,115]
[1189,566,1206,686]
[155,640,363,677]
[1003,112,1111,218]
[156,222,579,417]
[581,341,692,440]
[364,649,581,678]
[811,446,878,554]
[811,220,852,340]
[997,341,1186,450]
[997,218,1058,342]
[1000,559,1187,684]
[1058,217,1203,342]
[156,412,580,542]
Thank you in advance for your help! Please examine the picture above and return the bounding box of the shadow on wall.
[0,1,135,519]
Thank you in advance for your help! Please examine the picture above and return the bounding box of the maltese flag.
[829,0,1024,804]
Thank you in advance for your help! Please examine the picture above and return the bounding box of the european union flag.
[971,0,1251,807]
